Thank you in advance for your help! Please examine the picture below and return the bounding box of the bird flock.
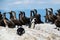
[0,8,60,29]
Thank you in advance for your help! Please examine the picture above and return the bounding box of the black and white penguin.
[30,18,36,29]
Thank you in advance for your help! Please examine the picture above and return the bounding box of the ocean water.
[0,9,56,22]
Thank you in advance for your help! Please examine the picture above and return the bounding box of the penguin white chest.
[31,22,35,29]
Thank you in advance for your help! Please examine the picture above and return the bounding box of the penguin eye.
[34,19,36,20]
